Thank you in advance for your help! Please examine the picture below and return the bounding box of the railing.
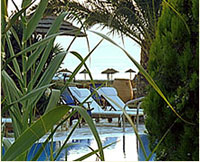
[123,96,145,133]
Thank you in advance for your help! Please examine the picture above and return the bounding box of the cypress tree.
[142,0,199,160]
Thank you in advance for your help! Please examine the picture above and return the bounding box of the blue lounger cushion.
[97,87,144,115]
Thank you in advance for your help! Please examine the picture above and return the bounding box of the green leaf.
[75,140,118,161]
[1,70,24,138]
[21,0,32,8]
[26,52,66,115]
[32,110,77,161]
[2,105,71,161]
[25,12,68,73]
[54,118,80,160]
[36,52,67,88]
[5,33,22,81]
[74,106,104,161]
[11,84,54,106]
[2,32,63,70]
[1,70,22,103]
[45,89,61,114]
[2,1,33,34]
[10,27,22,49]
[24,46,45,73]
[23,0,48,41]
[71,51,95,87]
[2,139,12,152]
[1,0,8,34]
[46,12,68,36]
[61,40,103,93]
[26,41,55,89]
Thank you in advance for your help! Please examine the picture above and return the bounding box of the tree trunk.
[134,40,149,97]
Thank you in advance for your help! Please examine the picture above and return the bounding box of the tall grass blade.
[9,107,24,136]
[74,106,104,161]
[2,71,23,137]
[1,70,22,101]
[36,52,66,88]
[21,0,32,8]
[91,31,194,125]
[10,27,22,49]
[25,12,68,72]
[163,0,191,35]
[26,52,67,117]
[61,40,103,93]
[2,2,33,34]
[10,84,54,106]
[5,33,22,81]
[46,12,68,36]
[2,105,71,161]
[23,0,48,41]
[70,50,97,89]
[45,89,61,114]
[24,52,67,125]
[75,141,118,161]
[2,139,12,152]
[2,32,64,70]
[71,51,94,81]
[72,51,99,91]
[100,94,148,159]
[31,110,76,161]
[146,118,177,161]
[54,118,81,160]
[1,70,23,138]
[1,0,8,33]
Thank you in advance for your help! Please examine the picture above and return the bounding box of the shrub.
[142,0,199,160]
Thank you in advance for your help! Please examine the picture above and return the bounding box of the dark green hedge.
[142,0,199,160]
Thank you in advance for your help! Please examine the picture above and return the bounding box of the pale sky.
[56,28,141,80]
[8,0,141,80]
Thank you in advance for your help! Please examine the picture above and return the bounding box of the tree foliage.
[40,0,163,97]
[142,0,199,160]
[38,0,161,52]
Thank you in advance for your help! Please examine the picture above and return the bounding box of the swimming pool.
[3,122,155,161]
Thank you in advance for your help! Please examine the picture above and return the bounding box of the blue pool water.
[138,134,155,161]
[27,142,57,161]
[2,121,155,161]
[2,133,154,161]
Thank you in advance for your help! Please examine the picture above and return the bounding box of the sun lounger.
[97,87,144,115]
[61,88,76,105]
[89,84,103,105]
[68,87,121,114]
[68,87,144,126]
[68,87,123,125]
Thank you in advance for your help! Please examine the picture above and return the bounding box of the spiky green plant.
[1,0,105,160]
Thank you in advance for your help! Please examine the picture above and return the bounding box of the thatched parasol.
[101,68,119,80]
[55,68,72,83]
[35,16,86,37]
[57,68,72,73]
[80,69,89,80]
[125,68,136,80]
